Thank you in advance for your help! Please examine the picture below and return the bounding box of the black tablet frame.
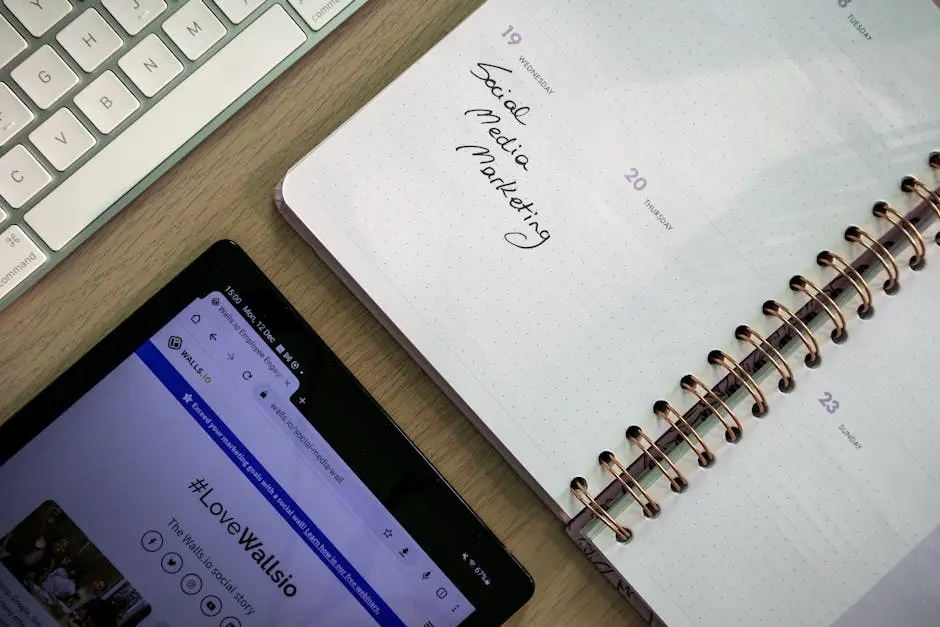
[0,239,533,625]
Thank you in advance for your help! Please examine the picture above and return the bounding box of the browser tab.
[197,291,300,393]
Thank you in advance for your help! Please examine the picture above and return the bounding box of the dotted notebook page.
[282,0,940,519]
[526,0,940,280]
[591,274,940,627]
[818,260,940,487]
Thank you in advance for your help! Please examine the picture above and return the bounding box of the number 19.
[502,25,522,45]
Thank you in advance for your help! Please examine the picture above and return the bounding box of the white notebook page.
[589,266,940,626]
[281,0,940,518]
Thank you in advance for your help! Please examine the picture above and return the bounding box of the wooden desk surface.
[0,1,643,625]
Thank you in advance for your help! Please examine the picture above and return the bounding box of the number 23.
[818,392,840,414]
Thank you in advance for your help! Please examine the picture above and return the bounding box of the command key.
[0,225,46,300]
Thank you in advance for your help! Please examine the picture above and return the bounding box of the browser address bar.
[262,391,348,486]
[251,388,419,564]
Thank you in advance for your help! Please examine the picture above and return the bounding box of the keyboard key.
[119,35,183,98]
[29,108,95,171]
[26,5,307,251]
[73,70,139,133]
[12,45,79,110]
[0,16,27,69]
[210,0,263,25]
[163,0,225,61]
[57,9,123,73]
[4,0,71,36]
[0,145,51,208]
[0,225,46,299]
[287,0,353,31]
[0,84,34,146]
[102,0,166,36]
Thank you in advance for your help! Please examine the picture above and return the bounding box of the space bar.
[26,5,307,251]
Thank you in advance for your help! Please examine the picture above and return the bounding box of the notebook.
[275,1,940,624]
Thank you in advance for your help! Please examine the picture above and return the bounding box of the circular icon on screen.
[161,552,183,574]
[140,530,164,552]
[180,573,203,596]
[220,618,241,627]
[200,595,222,617]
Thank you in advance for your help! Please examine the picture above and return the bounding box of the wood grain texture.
[0,1,644,624]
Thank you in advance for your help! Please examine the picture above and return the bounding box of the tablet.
[0,240,533,627]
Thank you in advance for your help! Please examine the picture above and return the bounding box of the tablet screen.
[0,288,476,627]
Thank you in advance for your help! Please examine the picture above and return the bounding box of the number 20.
[625,168,648,191]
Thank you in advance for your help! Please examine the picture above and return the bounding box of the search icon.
[242,371,253,380]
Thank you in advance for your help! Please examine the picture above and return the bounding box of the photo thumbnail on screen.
[0,501,151,627]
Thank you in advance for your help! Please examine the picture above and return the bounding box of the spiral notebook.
[276,1,940,625]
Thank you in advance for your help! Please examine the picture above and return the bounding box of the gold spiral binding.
[680,374,743,441]
[582,154,940,543]
[652,401,715,467]
[762,300,821,367]
[571,477,632,542]
[901,176,940,244]
[844,226,900,294]
[706,350,768,417]
[598,451,661,518]
[901,176,940,215]
[626,425,688,493]
[817,251,874,319]
[789,275,848,343]
[872,201,926,269]
[735,325,795,392]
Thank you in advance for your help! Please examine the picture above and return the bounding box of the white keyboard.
[0,0,364,308]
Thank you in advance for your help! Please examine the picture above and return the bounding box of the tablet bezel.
[0,239,534,625]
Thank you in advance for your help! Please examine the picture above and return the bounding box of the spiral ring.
[735,325,794,392]
[789,275,848,343]
[872,202,926,269]
[929,152,940,170]
[626,425,688,493]
[901,176,940,245]
[653,400,715,467]
[762,300,821,368]
[598,451,661,518]
[571,477,632,542]
[844,226,900,294]
[707,350,768,417]
[680,374,743,442]
[901,176,940,213]
[817,251,874,319]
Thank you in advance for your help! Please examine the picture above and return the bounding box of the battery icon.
[276,345,285,354]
